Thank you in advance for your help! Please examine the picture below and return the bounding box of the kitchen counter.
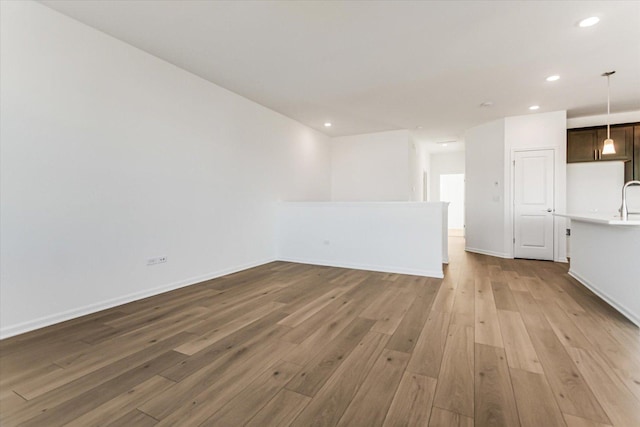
[555,213,640,327]
[555,212,640,225]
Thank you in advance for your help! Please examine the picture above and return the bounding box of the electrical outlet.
[147,256,167,266]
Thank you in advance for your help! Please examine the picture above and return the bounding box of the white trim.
[554,257,569,263]
[277,257,444,279]
[465,246,513,259]
[0,257,276,339]
[569,270,640,327]
[279,201,448,208]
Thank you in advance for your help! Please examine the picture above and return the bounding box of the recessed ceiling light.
[416,126,423,129]
[437,140,456,146]
[529,105,540,111]
[324,122,332,127]
[546,75,560,82]
[579,17,600,27]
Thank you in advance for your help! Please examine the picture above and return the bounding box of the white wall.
[331,130,411,201]
[409,137,421,201]
[277,202,447,278]
[430,151,466,202]
[567,110,640,129]
[424,150,432,202]
[505,110,567,262]
[464,119,507,257]
[628,186,640,213]
[418,145,431,201]
[567,162,625,214]
[565,162,637,257]
[0,2,331,338]
[465,112,567,261]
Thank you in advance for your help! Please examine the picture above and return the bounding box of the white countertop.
[555,212,640,226]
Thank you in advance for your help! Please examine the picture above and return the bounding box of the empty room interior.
[2,1,640,426]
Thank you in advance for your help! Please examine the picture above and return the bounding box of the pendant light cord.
[607,74,611,139]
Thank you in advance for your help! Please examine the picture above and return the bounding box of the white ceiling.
[41,1,640,146]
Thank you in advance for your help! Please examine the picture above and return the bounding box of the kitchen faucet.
[621,180,640,220]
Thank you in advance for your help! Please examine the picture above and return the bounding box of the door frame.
[423,170,429,201]
[509,147,558,260]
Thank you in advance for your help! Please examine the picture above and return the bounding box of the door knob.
[546,208,553,212]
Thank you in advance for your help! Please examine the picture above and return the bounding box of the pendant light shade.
[602,71,616,155]
[602,138,615,154]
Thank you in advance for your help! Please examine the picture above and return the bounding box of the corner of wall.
[504,110,568,261]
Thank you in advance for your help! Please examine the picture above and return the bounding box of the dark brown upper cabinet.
[567,123,637,182]
[635,125,640,180]
[567,128,599,162]
[595,125,633,161]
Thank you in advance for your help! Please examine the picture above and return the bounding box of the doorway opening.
[440,173,465,237]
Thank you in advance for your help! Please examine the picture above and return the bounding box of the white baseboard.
[465,247,567,264]
[277,257,444,279]
[568,270,640,327]
[465,247,513,259]
[0,257,276,340]
[1,255,445,340]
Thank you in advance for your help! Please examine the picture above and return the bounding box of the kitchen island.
[556,213,640,327]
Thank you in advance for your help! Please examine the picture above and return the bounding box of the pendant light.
[601,71,616,155]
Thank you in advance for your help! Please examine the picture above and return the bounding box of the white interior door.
[514,150,554,260]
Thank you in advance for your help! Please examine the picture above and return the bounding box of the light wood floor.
[1,237,639,426]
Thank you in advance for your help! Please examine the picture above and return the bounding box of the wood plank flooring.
[1,237,639,426]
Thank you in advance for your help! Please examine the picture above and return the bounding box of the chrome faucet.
[621,180,640,220]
